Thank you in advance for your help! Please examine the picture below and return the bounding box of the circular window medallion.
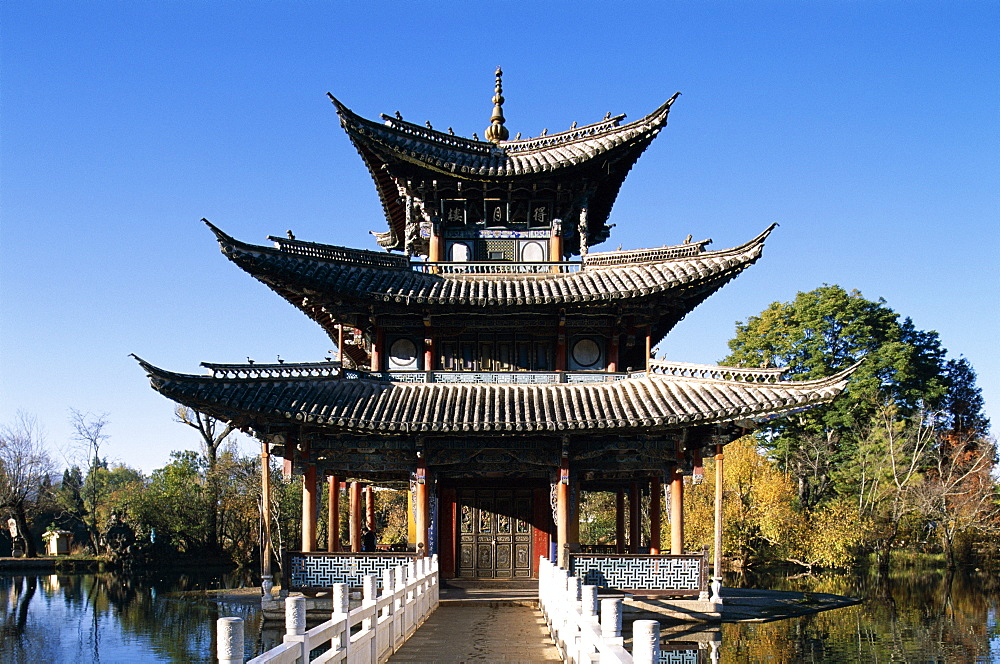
[389,338,418,367]
[572,339,601,368]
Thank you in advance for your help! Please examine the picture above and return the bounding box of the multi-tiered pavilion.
[138,70,853,594]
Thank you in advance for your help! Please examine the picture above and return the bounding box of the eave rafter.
[134,354,861,439]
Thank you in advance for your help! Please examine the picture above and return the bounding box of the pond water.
[721,566,1000,662]
[1,566,998,662]
[0,569,261,664]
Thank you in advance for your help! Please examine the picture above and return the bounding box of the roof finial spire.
[484,66,509,143]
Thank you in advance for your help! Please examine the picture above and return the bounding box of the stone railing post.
[581,584,598,618]
[600,597,623,646]
[632,620,661,664]
[363,574,377,628]
[566,574,583,657]
[283,595,307,661]
[216,617,243,664]
[285,596,306,638]
[363,574,378,661]
[332,583,349,653]
[382,567,394,597]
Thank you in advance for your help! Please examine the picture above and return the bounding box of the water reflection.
[723,567,1000,662]
[0,570,261,664]
[2,567,998,662]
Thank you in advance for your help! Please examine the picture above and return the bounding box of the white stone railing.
[217,555,438,664]
[538,557,663,664]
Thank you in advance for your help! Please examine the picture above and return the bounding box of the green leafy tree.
[174,405,236,552]
[724,285,947,508]
[213,450,260,562]
[848,404,934,572]
[137,451,212,553]
[939,356,991,445]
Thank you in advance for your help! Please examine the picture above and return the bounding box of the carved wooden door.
[457,489,533,578]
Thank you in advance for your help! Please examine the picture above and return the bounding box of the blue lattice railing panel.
[568,554,707,594]
[286,552,417,591]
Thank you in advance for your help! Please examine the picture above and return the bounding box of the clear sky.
[2,1,997,473]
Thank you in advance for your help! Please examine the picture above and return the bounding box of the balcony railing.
[648,359,788,383]
[347,370,635,385]
[412,261,581,274]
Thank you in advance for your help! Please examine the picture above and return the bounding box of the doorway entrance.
[457,489,534,578]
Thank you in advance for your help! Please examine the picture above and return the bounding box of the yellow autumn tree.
[684,435,799,568]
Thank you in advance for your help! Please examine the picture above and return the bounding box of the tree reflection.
[0,571,262,663]
[723,567,999,661]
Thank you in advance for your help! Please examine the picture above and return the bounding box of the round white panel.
[449,242,471,262]
[521,240,545,262]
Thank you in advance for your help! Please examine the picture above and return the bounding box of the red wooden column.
[428,223,442,264]
[629,482,641,553]
[671,451,685,555]
[549,221,563,264]
[349,481,362,552]
[301,465,317,552]
[556,315,567,372]
[615,488,626,554]
[327,476,340,552]
[423,315,434,371]
[649,476,662,555]
[414,459,429,557]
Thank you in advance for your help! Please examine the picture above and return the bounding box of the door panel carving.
[457,489,534,578]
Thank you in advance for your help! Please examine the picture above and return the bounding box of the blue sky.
[2,1,997,473]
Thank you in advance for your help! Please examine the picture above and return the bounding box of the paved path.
[388,603,561,662]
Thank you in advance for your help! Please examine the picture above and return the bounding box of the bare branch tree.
[68,409,110,551]
[0,412,54,558]
[174,405,235,469]
[917,436,1000,568]
[69,409,109,471]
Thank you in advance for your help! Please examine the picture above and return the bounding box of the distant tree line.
[0,405,408,573]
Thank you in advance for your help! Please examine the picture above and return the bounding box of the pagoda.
[137,69,855,595]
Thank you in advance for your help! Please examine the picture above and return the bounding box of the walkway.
[388,581,560,662]
[388,604,560,662]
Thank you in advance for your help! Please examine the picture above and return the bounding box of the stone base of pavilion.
[620,586,859,625]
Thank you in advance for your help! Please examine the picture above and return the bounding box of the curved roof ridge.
[328,91,681,176]
[328,91,681,158]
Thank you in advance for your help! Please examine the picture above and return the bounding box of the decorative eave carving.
[203,219,775,344]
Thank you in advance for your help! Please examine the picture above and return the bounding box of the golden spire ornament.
[484,66,509,143]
